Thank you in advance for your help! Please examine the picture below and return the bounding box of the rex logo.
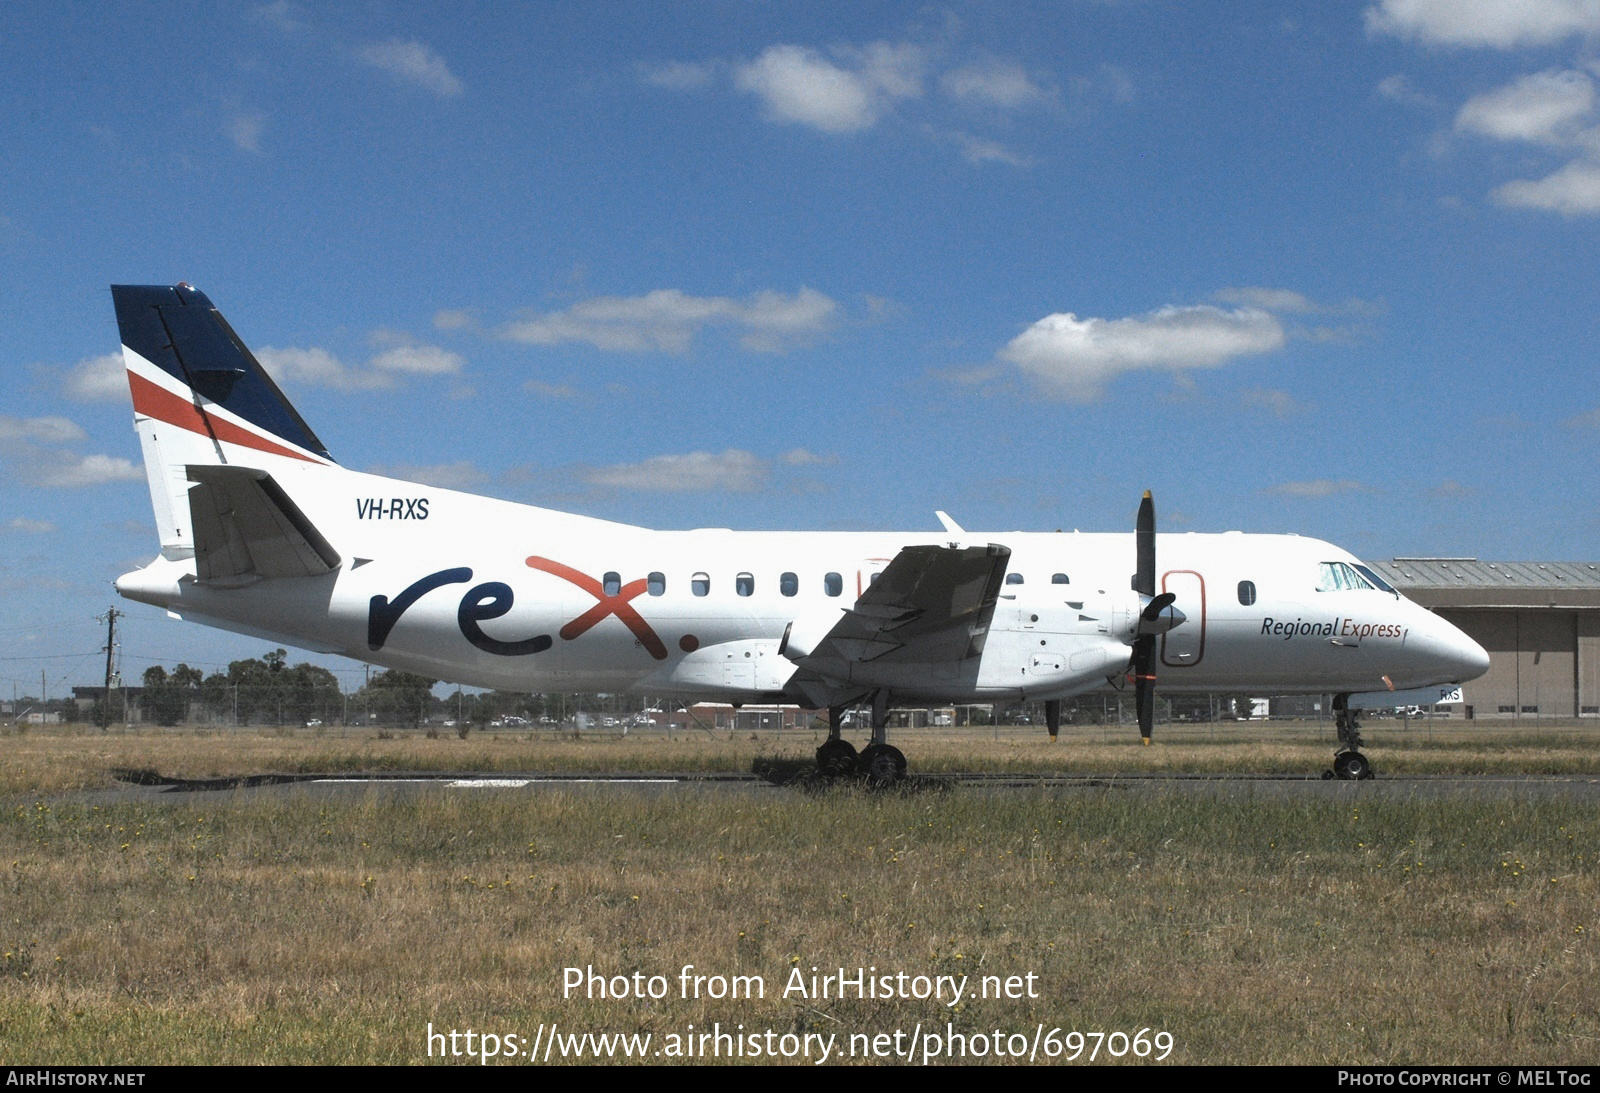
[367,556,668,660]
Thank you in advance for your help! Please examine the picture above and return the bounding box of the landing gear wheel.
[816,738,859,777]
[1332,750,1373,781]
[857,743,907,786]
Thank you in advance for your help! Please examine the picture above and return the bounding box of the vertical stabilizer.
[111,284,335,561]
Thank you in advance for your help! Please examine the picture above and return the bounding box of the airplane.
[108,283,1491,782]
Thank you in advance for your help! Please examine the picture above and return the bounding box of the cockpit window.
[1353,564,1396,593]
[1317,561,1375,592]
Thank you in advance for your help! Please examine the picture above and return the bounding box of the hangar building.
[1366,558,1600,721]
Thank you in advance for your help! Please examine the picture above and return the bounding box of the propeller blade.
[1132,490,1156,743]
[1133,635,1156,742]
[1045,698,1061,740]
[1134,490,1155,597]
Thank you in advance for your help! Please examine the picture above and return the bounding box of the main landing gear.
[1323,695,1375,781]
[815,694,907,785]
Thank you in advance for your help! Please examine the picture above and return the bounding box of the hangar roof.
[1365,558,1600,609]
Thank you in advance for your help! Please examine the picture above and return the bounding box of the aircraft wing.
[187,465,342,581]
[794,543,1010,677]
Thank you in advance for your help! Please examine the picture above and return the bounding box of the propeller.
[1129,491,1185,744]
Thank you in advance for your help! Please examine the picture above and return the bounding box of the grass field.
[1,722,1596,1065]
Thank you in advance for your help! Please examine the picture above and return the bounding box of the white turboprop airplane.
[109,284,1490,781]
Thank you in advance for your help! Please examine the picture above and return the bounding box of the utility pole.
[99,608,121,730]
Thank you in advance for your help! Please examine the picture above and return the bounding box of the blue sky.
[2,1,1598,697]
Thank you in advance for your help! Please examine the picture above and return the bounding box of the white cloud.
[7,517,55,534]
[1242,388,1313,417]
[639,60,719,90]
[1000,305,1286,401]
[258,342,463,388]
[63,352,127,402]
[1366,0,1600,49]
[651,36,1096,166]
[1492,158,1600,212]
[524,379,580,399]
[1456,69,1596,145]
[258,347,390,390]
[940,129,1034,167]
[253,1,303,34]
[365,461,489,490]
[1377,73,1437,107]
[942,59,1050,109]
[228,111,266,154]
[369,345,464,375]
[582,450,769,492]
[433,309,475,331]
[501,287,838,354]
[779,448,837,466]
[36,454,143,488]
[0,415,87,444]
[359,39,464,97]
[1266,479,1369,498]
[733,43,924,133]
[1213,286,1319,313]
[0,415,138,488]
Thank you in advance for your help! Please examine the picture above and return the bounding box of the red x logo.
[524,556,669,660]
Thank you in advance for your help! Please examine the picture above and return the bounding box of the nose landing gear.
[1323,696,1375,780]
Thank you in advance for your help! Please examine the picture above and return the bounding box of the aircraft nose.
[1417,613,1490,683]
[1457,632,1491,681]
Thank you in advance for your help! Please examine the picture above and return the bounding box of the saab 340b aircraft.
[109,284,1489,782]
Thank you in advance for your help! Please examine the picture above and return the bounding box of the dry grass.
[0,724,1596,1064]
[3,719,1596,798]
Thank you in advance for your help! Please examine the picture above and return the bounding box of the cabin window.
[647,572,665,596]
[1052,573,1069,585]
[692,572,710,597]
[780,572,798,597]
[736,572,754,597]
[1005,572,1024,585]
[1237,580,1256,606]
[603,571,621,597]
[824,572,843,597]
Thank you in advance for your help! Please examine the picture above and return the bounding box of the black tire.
[857,743,907,785]
[1333,750,1372,781]
[816,738,859,778]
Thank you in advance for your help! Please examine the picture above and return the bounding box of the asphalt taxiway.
[62,766,1600,805]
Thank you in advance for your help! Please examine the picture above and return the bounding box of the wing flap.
[797,543,1010,679]
[187,465,341,581]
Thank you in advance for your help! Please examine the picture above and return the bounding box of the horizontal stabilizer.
[187,465,341,580]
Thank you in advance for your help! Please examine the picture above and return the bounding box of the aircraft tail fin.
[111,284,336,561]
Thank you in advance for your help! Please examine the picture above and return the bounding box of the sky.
[2,0,1598,699]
